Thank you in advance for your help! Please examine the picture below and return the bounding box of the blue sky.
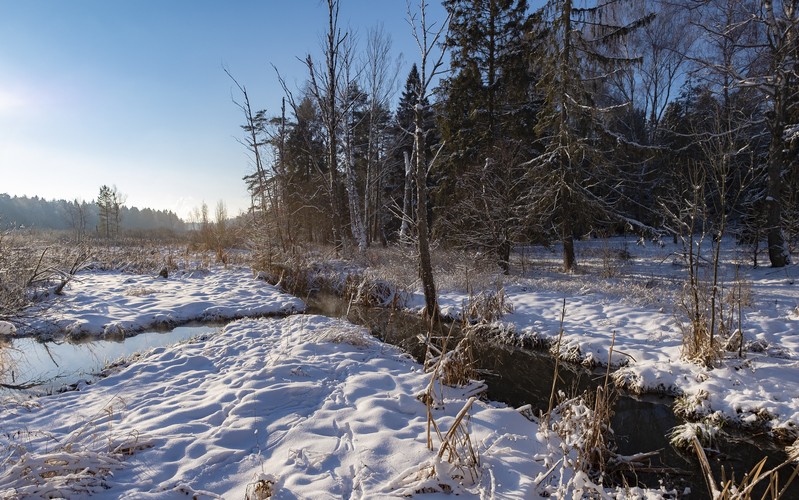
[0,1,450,219]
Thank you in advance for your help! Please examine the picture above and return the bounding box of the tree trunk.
[345,136,368,253]
[498,238,511,274]
[399,150,414,242]
[562,231,576,273]
[762,0,795,268]
[414,105,439,321]
[325,0,343,252]
[766,138,790,267]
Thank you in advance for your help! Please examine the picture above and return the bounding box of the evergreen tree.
[526,0,653,271]
[437,0,538,272]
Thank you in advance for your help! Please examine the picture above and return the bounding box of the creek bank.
[277,258,799,449]
[304,293,799,496]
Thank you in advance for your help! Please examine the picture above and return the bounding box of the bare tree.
[407,0,450,321]
[340,33,369,253]
[608,0,698,141]
[305,0,347,251]
[361,25,401,246]
[686,0,796,267]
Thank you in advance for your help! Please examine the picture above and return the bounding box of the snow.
[4,236,799,496]
[0,321,16,335]
[15,267,304,339]
[405,237,799,440]
[0,315,554,498]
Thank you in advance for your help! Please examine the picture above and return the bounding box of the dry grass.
[692,435,799,499]
[318,323,372,348]
[0,397,152,497]
[463,284,513,323]
[399,323,484,494]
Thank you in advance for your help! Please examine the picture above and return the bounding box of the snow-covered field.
[17,267,304,340]
[1,313,655,498]
[0,261,680,498]
[2,237,798,497]
[411,238,799,444]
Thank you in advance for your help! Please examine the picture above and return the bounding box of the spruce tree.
[437,0,538,272]
[527,0,653,271]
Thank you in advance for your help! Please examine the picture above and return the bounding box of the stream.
[2,296,797,497]
[308,294,798,497]
[0,323,221,393]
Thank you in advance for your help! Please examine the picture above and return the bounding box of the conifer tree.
[527,0,653,271]
[437,0,537,272]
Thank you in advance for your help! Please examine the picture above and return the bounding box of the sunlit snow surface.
[408,238,799,438]
[3,238,799,497]
[19,267,304,339]
[0,315,553,498]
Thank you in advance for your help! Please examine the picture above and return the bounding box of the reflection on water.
[308,294,799,496]
[2,323,220,393]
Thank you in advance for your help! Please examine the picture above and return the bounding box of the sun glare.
[0,88,24,114]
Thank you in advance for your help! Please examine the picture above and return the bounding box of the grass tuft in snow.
[0,396,152,498]
[318,323,372,348]
[244,473,276,499]
[668,421,720,451]
[408,323,485,493]
[463,282,513,323]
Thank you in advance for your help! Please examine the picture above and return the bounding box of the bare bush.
[0,231,91,322]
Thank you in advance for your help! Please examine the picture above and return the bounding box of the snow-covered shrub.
[667,421,720,450]
[550,388,616,478]
[245,473,276,499]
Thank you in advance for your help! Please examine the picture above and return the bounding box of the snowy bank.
[0,315,628,498]
[14,267,304,340]
[398,238,799,443]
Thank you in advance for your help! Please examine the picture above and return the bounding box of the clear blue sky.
[0,1,451,219]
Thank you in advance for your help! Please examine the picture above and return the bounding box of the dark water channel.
[308,294,798,498]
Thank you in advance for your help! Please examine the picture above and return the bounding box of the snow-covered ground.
[0,263,678,498]
[17,267,304,339]
[408,237,799,443]
[1,314,655,498]
[2,238,798,497]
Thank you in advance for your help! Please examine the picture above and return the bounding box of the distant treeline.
[0,194,185,232]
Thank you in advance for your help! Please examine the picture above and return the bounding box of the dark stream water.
[307,294,799,498]
[3,297,796,497]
